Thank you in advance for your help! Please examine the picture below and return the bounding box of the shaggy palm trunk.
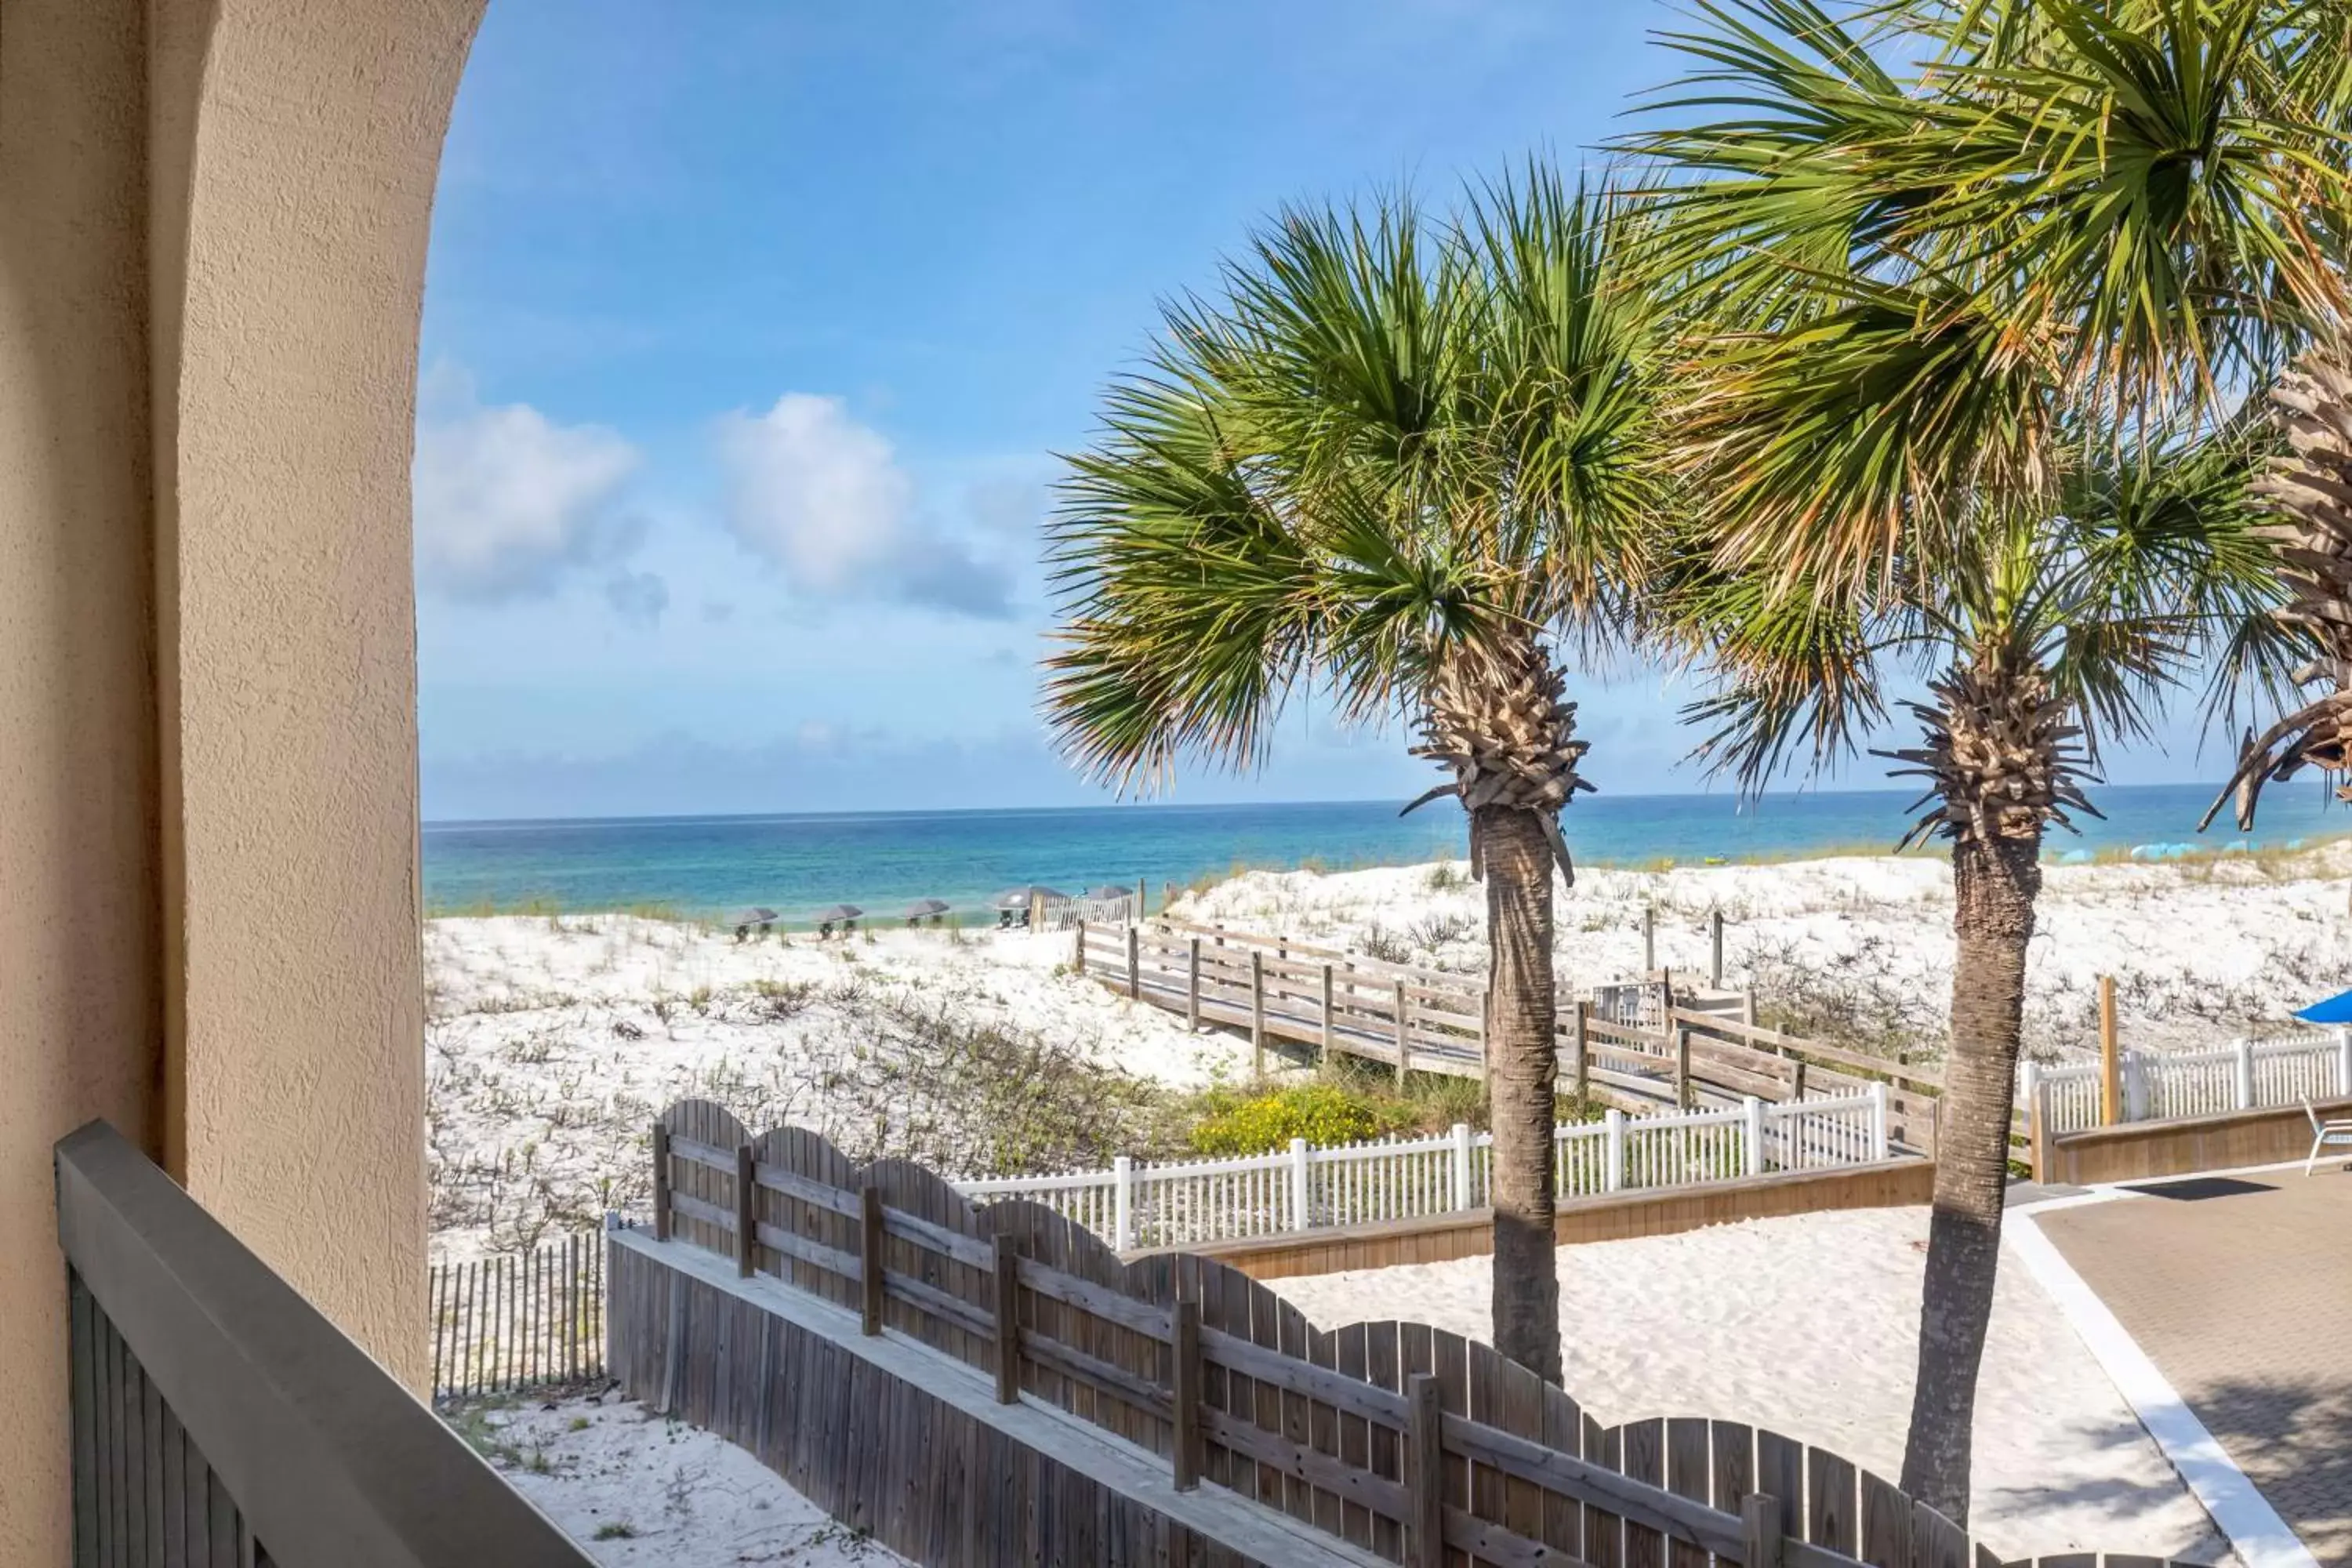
[1480,805,1562,1383]
[1897,829,2040,1522]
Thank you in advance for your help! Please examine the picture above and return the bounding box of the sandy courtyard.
[1268,1206,2229,1563]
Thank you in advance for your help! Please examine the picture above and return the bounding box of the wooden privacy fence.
[950,1091,1889,1251]
[1082,919,1951,1152]
[430,1233,607,1401]
[633,1098,2180,1568]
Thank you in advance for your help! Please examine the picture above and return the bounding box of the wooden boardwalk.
[1079,920,1951,1153]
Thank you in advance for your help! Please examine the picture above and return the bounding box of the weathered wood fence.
[430,1233,606,1401]
[1081,919,1951,1152]
[627,1098,2185,1568]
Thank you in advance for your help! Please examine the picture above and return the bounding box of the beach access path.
[2035,1171,2352,1567]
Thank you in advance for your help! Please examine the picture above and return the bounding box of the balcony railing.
[55,1120,593,1566]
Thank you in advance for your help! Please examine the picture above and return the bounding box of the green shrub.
[1187,1083,1408,1156]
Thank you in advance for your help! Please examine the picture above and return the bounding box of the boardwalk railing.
[1082,917,1951,1148]
[2025,1030,2352,1137]
[630,1098,2203,1568]
[430,1235,607,1401]
[56,1120,592,1566]
[950,1091,1890,1251]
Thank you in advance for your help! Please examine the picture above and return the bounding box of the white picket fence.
[2023,1029,2352,1137]
[953,1087,1889,1252]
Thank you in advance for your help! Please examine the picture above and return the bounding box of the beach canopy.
[904,898,951,918]
[2296,987,2352,1025]
[993,885,1066,909]
[730,906,779,925]
[814,904,863,922]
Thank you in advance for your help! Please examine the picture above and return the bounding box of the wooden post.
[1250,949,1266,1060]
[1710,909,1725,989]
[1187,938,1203,1030]
[1074,919,1086,974]
[1317,964,1336,1062]
[1571,1000,1589,1103]
[1394,980,1410,1084]
[733,1144,756,1279]
[1642,904,1655,973]
[2028,1076,2051,1182]
[1028,889,1046,931]
[1136,877,1148,918]
[1791,1058,1808,1101]
[992,1234,1021,1404]
[1406,1373,1445,1568]
[1743,1494,1785,1568]
[2098,974,2122,1126]
[859,1185,884,1336]
[1675,1025,1692,1109]
[1171,1298,1203,1491]
[1127,924,1142,999]
[651,1122,671,1242]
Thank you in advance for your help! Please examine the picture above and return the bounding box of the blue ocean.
[421,782,2349,924]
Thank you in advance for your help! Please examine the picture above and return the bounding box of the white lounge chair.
[2303,1095,2352,1175]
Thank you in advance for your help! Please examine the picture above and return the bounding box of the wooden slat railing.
[55,1120,593,1567]
[634,1099,2201,1568]
[1080,920,1948,1151]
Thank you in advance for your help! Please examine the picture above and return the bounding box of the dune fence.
[949,1091,1889,1252]
[429,1233,606,1401]
[618,1096,2200,1568]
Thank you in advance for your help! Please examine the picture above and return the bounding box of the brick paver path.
[2038,1171,2352,1565]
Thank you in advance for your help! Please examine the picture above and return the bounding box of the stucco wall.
[0,0,163,1555]
[1,0,484,1555]
[159,0,485,1390]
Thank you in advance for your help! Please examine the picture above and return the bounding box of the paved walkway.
[2038,1170,2352,1566]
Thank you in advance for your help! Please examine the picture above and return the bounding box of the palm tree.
[2205,334,2352,829]
[1660,437,2278,1516]
[1628,0,2348,1518]
[1042,173,1671,1383]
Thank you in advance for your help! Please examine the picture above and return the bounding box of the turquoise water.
[420,782,2349,923]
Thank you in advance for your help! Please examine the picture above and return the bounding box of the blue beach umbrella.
[2295,988,2352,1025]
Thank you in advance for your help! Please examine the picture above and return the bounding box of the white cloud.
[414,372,642,600]
[717,394,1014,619]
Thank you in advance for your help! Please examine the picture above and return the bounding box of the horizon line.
[420,778,2250,832]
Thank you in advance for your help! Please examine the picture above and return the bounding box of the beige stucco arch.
[0,0,485,1555]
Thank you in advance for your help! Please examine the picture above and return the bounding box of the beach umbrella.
[904,898,951,920]
[2296,987,2352,1025]
[992,885,1066,909]
[730,906,779,927]
[814,904,864,923]
[1089,884,1131,901]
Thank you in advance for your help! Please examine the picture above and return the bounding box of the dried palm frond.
[1401,633,1593,884]
[1878,650,2102,852]
[2206,339,2352,829]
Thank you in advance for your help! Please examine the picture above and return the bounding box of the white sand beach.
[426,916,1243,1257]
[471,1396,910,1566]
[426,846,2352,1258]
[1269,1205,2231,1563]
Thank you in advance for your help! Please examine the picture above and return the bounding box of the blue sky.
[416,0,2232,822]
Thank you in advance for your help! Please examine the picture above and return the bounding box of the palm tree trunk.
[1480,804,1562,1383]
[1898,828,2040,1523]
